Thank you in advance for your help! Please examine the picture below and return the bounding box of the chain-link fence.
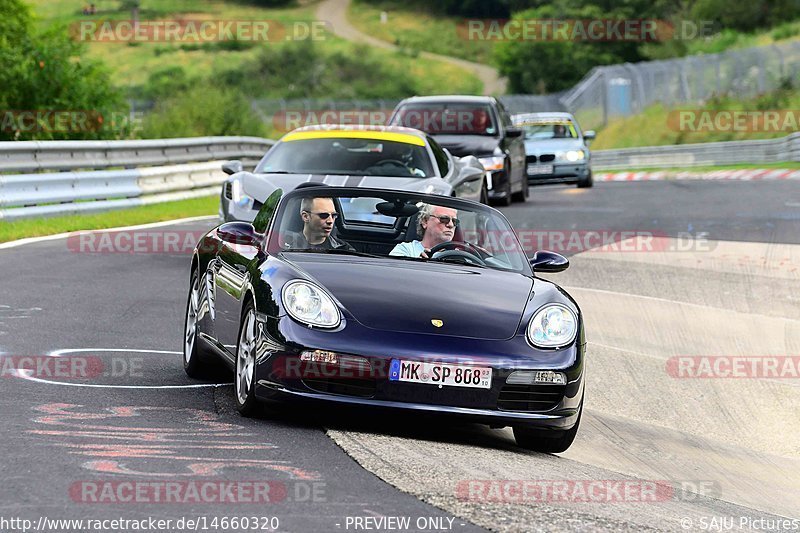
[559,41,800,131]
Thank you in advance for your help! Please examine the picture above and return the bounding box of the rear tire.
[513,401,582,453]
[235,300,261,417]
[184,270,214,378]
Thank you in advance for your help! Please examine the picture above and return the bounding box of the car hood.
[523,138,584,154]
[283,254,533,340]
[242,173,451,201]
[429,135,501,158]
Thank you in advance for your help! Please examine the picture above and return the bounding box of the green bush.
[141,85,267,138]
[215,40,417,99]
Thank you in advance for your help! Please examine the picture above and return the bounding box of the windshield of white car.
[256,138,436,177]
[517,121,578,140]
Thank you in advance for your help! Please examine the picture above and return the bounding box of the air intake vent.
[497,384,565,412]
[223,182,233,200]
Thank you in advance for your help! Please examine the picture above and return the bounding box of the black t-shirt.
[283,231,355,251]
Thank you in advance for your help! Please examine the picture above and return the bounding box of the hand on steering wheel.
[428,240,487,266]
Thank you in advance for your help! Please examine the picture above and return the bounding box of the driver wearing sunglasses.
[390,203,457,259]
[284,197,355,251]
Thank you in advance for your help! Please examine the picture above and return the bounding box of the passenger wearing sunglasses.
[390,203,457,259]
[284,197,355,251]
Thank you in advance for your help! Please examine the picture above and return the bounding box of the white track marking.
[12,348,232,389]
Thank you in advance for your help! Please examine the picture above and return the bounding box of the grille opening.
[300,357,376,398]
[539,154,556,162]
[497,383,565,412]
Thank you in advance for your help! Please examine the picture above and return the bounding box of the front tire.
[479,183,489,205]
[577,170,593,188]
[513,401,582,453]
[512,177,528,203]
[235,301,260,416]
[494,171,512,207]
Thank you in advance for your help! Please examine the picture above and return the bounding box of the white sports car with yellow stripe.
[220,125,488,222]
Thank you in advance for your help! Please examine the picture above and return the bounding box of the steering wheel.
[373,159,408,169]
[429,240,487,266]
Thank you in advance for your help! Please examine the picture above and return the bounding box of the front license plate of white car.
[528,164,554,175]
[389,359,492,389]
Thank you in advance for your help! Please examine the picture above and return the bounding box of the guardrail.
[2,132,798,221]
[592,132,800,170]
[0,136,273,174]
[0,137,275,221]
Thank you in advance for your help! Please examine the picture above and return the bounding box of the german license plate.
[528,164,554,175]
[388,359,492,389]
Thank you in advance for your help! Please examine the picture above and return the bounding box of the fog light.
[300,350,338,364]
[507,370,566,385]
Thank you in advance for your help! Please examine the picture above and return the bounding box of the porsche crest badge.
[431,319,444,328]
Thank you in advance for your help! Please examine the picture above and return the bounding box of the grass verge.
[0,195,218,244]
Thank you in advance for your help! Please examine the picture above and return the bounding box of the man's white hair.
[416,203,436,236]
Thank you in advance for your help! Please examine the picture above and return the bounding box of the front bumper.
[252,318,585,429]
[485,169,511,199]
[527,162,591,185]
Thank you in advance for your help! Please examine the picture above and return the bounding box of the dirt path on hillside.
[315,0,507,95]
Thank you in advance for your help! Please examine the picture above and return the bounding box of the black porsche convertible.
[184,182,585,453]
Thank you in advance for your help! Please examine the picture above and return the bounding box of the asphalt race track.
[1,180,798,532]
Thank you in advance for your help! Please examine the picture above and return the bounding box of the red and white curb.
[596,169,800,182]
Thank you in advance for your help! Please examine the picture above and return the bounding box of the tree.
[0,0,126,140]
[494,3,645,93]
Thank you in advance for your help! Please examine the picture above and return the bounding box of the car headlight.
[478,156,505,171]
[231,179,255,210]
[557,150,585,162]
[282,280,341,328]
[527,304,577,348]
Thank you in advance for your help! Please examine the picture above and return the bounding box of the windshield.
[266,190,530,274]
[515,120,578,140]
[255,137,435,177]
[392,104,497,135]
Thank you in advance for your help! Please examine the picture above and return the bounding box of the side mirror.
[506,127,523,138]
[217,222,263,248]
[222,160,244,175]
[530,250,569,273]
[583,130,596,141]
